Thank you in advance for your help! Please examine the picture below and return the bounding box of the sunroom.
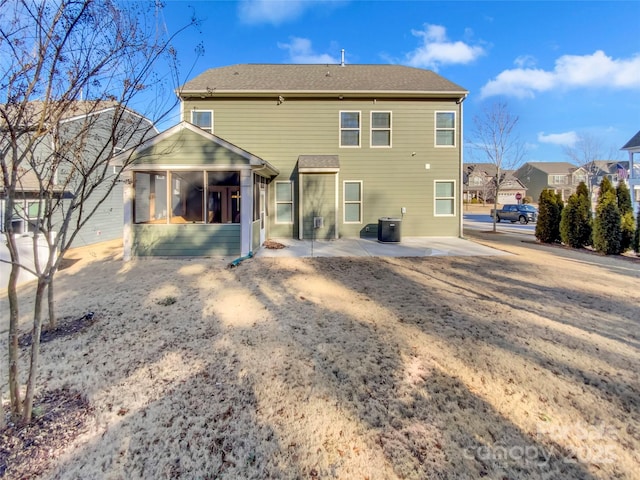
[119,122,278,259]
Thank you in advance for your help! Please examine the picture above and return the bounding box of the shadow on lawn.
[236,257,603,479]
[7,249,634,479]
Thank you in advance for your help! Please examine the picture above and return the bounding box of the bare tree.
[1,0,196,423]
[468,102,526,232]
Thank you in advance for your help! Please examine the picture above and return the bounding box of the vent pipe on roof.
[341,49,345,67]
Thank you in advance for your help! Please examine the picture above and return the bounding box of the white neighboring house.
[621,130,640,214]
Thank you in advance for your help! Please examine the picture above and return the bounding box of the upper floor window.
[191,110,213,133]
[371,112,391,147]
[340,111,360,147]
[550,175,568,185]
[470,175,484,186]
[435,112,456,147]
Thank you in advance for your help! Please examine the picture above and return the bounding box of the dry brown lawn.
[1,232,639,479]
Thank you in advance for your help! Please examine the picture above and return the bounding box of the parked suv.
[491,204,538,224]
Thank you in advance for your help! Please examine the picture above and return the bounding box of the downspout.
[457,94,467,238]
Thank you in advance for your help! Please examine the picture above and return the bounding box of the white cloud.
[238,0,342,25]
[278,37,338,64]
[405,24,485,71]
[514,55,537,68]
[538,131,579,147]
[481,50,640,98]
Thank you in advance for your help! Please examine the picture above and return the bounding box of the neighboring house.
[621,130,640,213]
[581,160,630,205]
[463,163,527,204]
[0,101,156,248]
[121,64,468,258]
[514,162,588,202]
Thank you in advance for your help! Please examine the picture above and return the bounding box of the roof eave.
[177,89,469,100]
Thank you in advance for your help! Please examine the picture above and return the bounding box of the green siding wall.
[302,173,336,239]
[132,224,240,256]
[135,129,250,166]
[182,97,462,237]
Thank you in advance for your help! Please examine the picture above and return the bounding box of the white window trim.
[191,109,214,134]
[275,180,294,224]
[434,179,457,217]
[370,111,392,148]
[343,180,363,224]
[435,111,456,148]
[339,111,361,148]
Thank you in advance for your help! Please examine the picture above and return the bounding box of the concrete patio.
[255,236,510,258]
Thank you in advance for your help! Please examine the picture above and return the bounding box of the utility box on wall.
[378,217,402,243]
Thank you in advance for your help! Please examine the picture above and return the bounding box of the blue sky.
[156,0,640,164]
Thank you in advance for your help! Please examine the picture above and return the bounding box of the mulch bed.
[2,313,98,477]
[18,312,96,348]
[0,387,94,479]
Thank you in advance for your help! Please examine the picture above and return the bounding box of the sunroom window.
[171,171,204,223]
[134,172,168,224]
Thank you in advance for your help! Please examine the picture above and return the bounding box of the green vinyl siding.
[132,224,240,256]
[302,174,336,239]
[182,97,462,238]
[135,128,250,166]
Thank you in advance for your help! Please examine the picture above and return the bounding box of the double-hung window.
[191,110,213,133]
[435,111,456,147]
[340,111,360,147]
[343,181,362,223]
[434,180,456,216]
[371,112,392,147]
[275,181,294,224]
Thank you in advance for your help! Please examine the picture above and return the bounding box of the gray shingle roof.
[520,162,580,174]
[622,130,640,150]
[298,155,340,170]
[179,64,467,97]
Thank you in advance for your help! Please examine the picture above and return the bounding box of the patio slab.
[255,236,510,258]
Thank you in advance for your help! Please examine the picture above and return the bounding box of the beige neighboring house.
[621,130,640,213]
[514,162,587,202]
[120,63,468,258]
[464,163,527,204]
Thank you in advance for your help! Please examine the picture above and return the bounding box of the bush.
[536,189,563,243]
[620,211,635,252]
[522,196,533,204]
[560,191,592,248]
[616,180,632,216]
[633,208,640,255]
[616,181,635,252]
[593,190,622,255]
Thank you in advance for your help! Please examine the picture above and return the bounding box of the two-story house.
[1,101,156,247]
[121,64,468,258]
[621,130,640,213]
[581,160,630,205]
[514,162,587,203]
[464,163,527,204]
